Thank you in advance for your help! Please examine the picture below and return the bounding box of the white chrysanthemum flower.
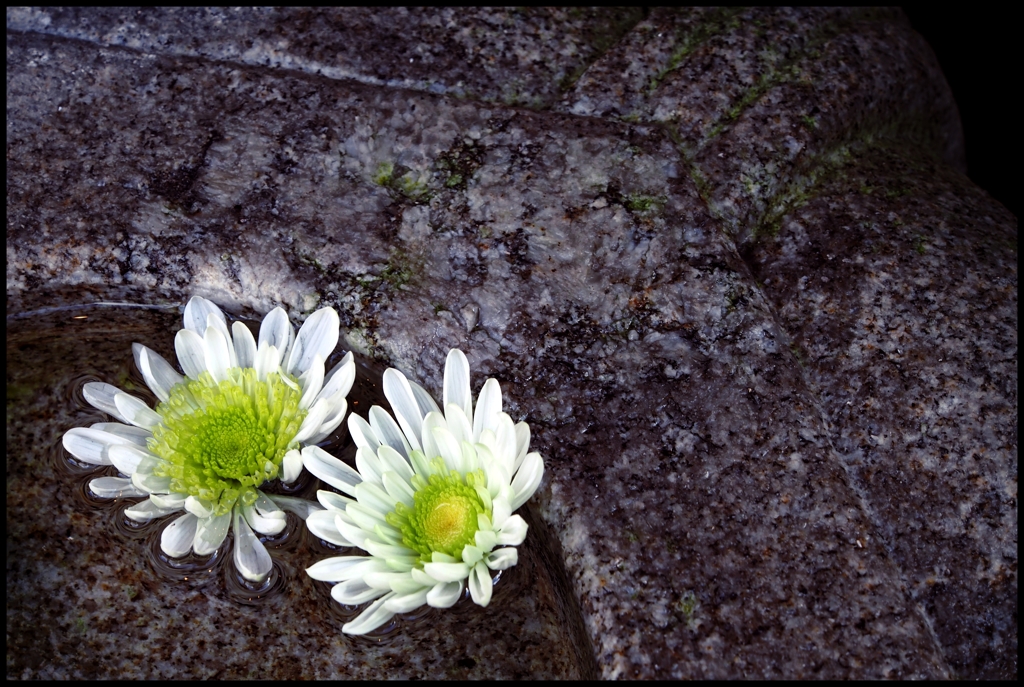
[301,349,544,635]
[62,296,353,582]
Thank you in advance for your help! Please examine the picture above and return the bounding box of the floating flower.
[302,349,544,634]
[62,296,354,582]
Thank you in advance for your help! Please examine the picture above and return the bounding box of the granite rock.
[560,7,966,236]
[741,140,1018,679]
[6,7,1016,680]
[5,6,643,108]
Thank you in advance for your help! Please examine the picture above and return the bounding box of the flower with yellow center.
[302,349,544,634]
[62,296,353,581]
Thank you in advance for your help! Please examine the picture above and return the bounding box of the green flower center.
[148,368,306,515]
[387,461,489,562]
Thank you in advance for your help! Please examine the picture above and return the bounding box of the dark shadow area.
[903,8,1017,220]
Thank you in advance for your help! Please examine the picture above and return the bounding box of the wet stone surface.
[6,307,594,679]
[7,7,1016,680]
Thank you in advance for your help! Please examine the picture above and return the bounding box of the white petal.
[491,497,512,531]
[474,528,497,552]
[160,513,199,557]
[185,495,215,518]
[478,443,509,496]
[376,444,414,482]
[354,482,399,519]
[203,323,232,383]
[134,344,184,404]
[426,580,464,609]
[306,555,387,582]
[411,567,437,586]
[150,492,188,509]
[286,307,340,378]
[301,445,362,496]
[107,443,154,476]
[443,349,473,424]
[174,328,207,380]
[342,594,396,635]
[259,307,294,365]
[382,369,424,451]
[82,382,131,423]
[461,440,481,474]
[124,497,182,521]
[410,447,435,478]
[364,570,411,590]
[432,425,464,474]
[423,561,471,583]
[88,476,147,498]
[462,544,483,566]
[513,422,531,474]
[193,512,231,555]
[254,342,280,382]
[316,489,354,511]
[124,495,182,522]
[131,470,173,494]
[335,512,374,549]
[133,449,166,476]
[233,508,272,581]
[485,546,519,571]
[281,448,303,484]
[362,539,413,562]
[254,490,288,521]
[381,471,415,508]
[242,500,286,536]
[293,397,330,444]
[316,353,355,405]
[468,561,493,607]
[267,494,324,520]
[496,513,527,546]
[113,392,162,430]
[369,405,412,459]
[420,411,446,467]
[89,422,152,447]
[183,296,227,338]
[384,588,430,614]
[280,368,301,392]
[443,403,473,445]
[232,321,258,369]
[390,576,429,595]
[493,413,517,475]
[348,412,382,451]
[306,509,355,547]
[472,378,502,442]
[355,446,385,486]
[408,378,441,417]
[333,578,390,605]
[305,397,347,446]
[209,312,237,368]
[298,353,325,410]
[510,451,544,511]
[62,427,125,465]
[346,502,389,533]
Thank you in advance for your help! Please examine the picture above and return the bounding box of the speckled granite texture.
[7,7,1016,680]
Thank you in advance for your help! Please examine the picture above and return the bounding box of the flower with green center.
[302,349,544,635]
[62,296,354,581]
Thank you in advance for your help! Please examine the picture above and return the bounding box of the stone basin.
[6,7,1016,679]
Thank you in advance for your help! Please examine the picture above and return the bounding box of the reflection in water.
[147,533,224,587]
[8,301,594,678]
[49,308,515,631]
[50,309,393,612]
